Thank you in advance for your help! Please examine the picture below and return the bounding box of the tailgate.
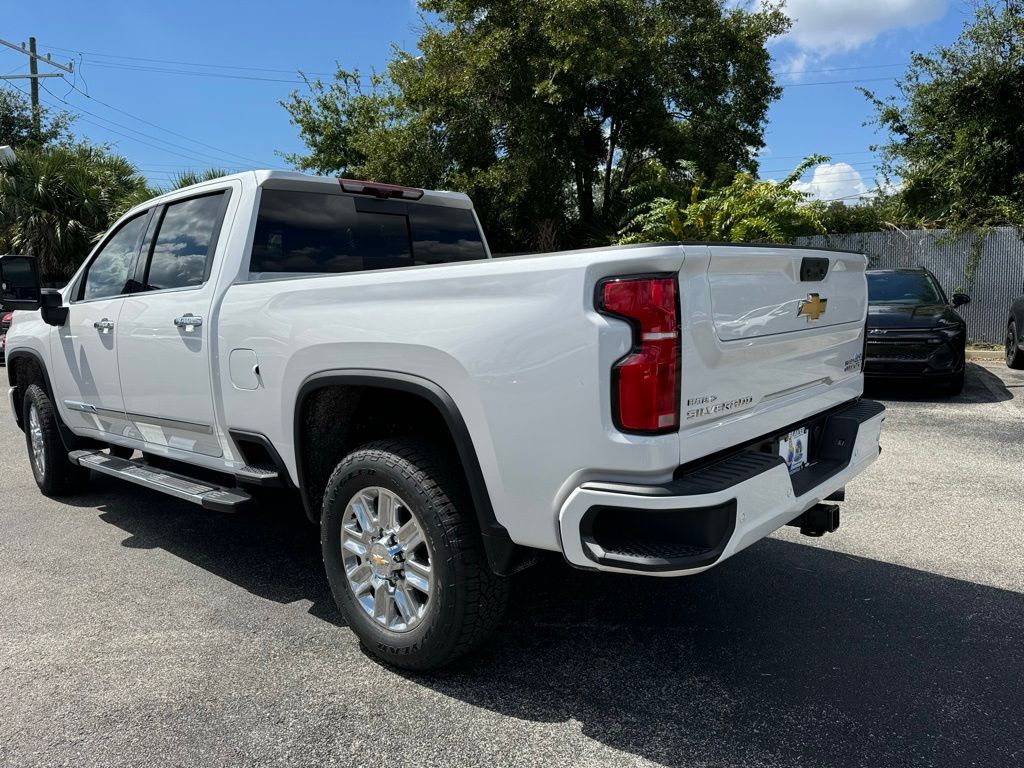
[677,244,869,465]
[707,246,867,340]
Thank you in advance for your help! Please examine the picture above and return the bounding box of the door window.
[79,214,149,301]
[143,192,227,291]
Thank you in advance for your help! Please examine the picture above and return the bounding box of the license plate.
[778,427,809,474]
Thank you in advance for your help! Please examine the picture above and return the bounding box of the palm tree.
[0,144,151,282]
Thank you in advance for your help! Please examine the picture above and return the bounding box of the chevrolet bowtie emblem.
[798,293,828,321]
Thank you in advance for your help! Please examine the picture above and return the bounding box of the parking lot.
[1,362,1022,768]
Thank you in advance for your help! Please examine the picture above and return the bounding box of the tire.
[1007,321,1024,370]
[22,384,90,496]
[321,438,508,671]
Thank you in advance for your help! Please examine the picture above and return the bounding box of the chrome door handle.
[173,314,203,331]
[93,318,114,334]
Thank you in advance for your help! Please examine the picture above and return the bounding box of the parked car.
[0,311,11,365]
[1,172,884,670]
[1006,289,1024,369]
[864,268,969,395]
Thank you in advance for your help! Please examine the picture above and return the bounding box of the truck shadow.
[404,544,1024,767]
[864,361,1012,404]
[85,481,1023,767]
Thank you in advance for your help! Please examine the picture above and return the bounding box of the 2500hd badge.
[686,394,755,420]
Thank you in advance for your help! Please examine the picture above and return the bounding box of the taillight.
[597,275,680,434]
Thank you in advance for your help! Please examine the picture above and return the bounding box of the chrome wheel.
[340,486,432,632]
[28,403,45,480]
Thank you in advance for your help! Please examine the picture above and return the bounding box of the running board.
[69,450,251,513]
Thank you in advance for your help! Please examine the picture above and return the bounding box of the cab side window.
[143,192,227,292]
[79,214,149,301]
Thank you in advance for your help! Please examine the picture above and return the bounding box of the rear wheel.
[1007,321,1024,369]
[320,438,508,670]
[22,384,90,496]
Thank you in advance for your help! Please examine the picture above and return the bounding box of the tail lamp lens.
[598,276,680,433]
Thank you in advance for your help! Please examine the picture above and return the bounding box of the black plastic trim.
[229,429,293,488]
[800,256,830,282]
[5,349,86,449]
[294,369,526,575]
[580,500,736,572]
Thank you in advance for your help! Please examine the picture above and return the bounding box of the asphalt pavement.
[1,363,1022,767]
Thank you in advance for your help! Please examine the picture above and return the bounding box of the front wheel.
[321,439,508,671]
[22,384,90,496]
[1007,321,1024,369]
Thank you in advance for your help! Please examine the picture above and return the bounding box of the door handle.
[93,318,114,334]
[173,314,203,332]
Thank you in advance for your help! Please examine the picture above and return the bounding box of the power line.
[61,80,277,167]
[79,60,309,85]
[41,43,339,78]
[37,81,245,166]
[783,76,896,88]
[772,61,907,77]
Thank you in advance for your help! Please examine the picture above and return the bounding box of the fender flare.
[5,348,81,449]
[294,369,530,576]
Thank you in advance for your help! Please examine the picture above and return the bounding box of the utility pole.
[28,38,40,134]
[0,37,74,139]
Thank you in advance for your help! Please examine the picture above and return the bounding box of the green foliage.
[865,1,1024,230]
[282,0,789,252]
[0,88,75,150]
[618,156,826,243]
[0,144,150,281]
[166,167,232,191]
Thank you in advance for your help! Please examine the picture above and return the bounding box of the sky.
[1,0,974,204]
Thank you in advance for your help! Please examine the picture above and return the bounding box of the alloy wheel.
[28,403,45,480]
[340,486,432,632]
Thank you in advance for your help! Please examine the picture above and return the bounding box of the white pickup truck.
[2,171,884,669]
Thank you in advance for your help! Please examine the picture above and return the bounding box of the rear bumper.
[558,399,885,576]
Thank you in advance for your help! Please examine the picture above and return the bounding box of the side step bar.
[69,450,252,513]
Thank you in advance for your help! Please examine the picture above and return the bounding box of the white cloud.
[779,0,948,54]
[791,162,869,203]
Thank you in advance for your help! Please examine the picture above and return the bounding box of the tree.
[282,0,789,252]
[0,144,149,281]
[618,156,826,243]
[0,88,74,149]
[865,0,1024,230]
[166,167,232,190]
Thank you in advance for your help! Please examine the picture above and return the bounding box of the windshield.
[866,272,944,306]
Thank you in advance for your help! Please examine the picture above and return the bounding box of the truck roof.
[147,170,474,210]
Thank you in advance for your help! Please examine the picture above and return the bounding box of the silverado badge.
[798,293,828,321]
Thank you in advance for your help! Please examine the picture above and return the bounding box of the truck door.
[116,186,234,458]
[50,210,152,439]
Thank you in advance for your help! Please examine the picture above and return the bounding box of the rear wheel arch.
[293,371,530,576]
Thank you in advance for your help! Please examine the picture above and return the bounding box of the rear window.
[248,189,486,277]
[867,272,944,305]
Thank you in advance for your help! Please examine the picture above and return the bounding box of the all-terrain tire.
[22,384,90,496]
[321,438,508,671]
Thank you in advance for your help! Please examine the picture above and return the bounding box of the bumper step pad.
[69,450,251,512]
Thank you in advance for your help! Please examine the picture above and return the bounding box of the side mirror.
[0,255,42,311]
[952,292,970,308]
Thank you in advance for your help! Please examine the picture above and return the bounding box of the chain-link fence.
[796,227,1024,344]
